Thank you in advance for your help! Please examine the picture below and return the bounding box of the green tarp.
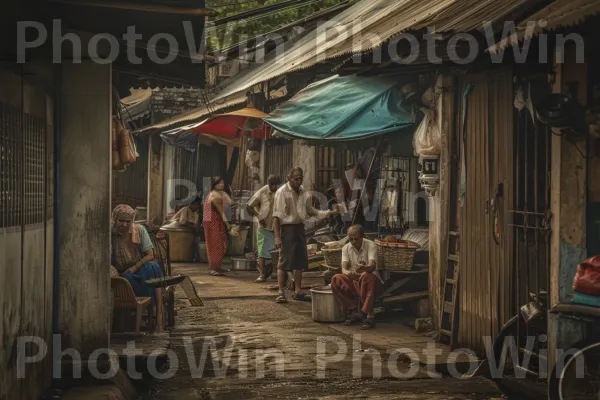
[263,74,417,142]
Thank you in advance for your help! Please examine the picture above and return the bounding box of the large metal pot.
[310,285,345,323]
[230,257,258,271]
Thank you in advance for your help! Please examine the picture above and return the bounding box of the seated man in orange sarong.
[330,225,384,329]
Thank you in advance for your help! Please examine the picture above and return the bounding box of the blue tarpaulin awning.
[263,74,417,142]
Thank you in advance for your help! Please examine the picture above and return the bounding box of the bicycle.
[548,303,600,400]
[491,291,548,395]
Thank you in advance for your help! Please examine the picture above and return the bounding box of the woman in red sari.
[203,176,232,276]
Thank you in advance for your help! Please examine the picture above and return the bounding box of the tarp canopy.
[263,74,417,142]
[193,107,272,139]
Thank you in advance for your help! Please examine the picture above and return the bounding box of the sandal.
[276,293,288,303]
[211,269,226,276]
[292,292,312,302]
[344,313,363,326]
[361,318,376,330]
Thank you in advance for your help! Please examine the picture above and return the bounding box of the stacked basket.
[375,239,420,271]
[322,246,343,267]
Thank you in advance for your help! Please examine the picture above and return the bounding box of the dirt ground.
[143,262,506,400]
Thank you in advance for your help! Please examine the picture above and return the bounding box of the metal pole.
[351,137,382,226]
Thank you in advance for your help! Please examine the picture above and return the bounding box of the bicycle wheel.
[492,315,523,393]
[492,313,547,394]
[550,340,600,400]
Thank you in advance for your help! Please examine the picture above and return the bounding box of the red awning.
[190,107,272,139]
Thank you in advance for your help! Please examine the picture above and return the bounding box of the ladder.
[440,230,459,347]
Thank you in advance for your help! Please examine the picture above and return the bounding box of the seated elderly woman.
[111,204,164,306]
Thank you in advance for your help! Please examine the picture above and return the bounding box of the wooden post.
[548,45,588,380]
[147,134,165,227]
[429,75,454,331]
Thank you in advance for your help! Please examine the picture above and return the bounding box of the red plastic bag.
[573,256,600,296]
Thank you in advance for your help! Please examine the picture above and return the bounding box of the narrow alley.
[141,263,504,400]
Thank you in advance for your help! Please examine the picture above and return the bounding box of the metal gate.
[0,69,55,399]
[315,145,356,194]
[509,79,552,377]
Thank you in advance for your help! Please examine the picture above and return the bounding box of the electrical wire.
[551,128,597,159]
[208,0,270,8]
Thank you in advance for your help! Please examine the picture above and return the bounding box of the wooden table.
[377,265,429,306]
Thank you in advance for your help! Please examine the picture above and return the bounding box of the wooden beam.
[49,0,219,16]
[381,291,429,304]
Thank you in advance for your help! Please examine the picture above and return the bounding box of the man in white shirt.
[273,167,338,303]
[246,174,282,282]
[331,224,384,329]
[164,196,202,231]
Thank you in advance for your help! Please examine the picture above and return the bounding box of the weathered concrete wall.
[548,46,588,374]
[58,62,111,355]
[292,141,315,189]
[0,65,55,400]
[428,75,454,331]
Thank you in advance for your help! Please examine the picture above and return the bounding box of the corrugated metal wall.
[112,134,149,209]
[489,70,515,334]
[457,69,514,355]
[265,140,293,182]
[173,143,223,200]
[0,68,54,400]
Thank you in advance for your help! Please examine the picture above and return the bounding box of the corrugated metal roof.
[212,0,529,102]
[133,91,248,134]
[120,89,152,122]
[134,86,288,134]
[489,0,600,52]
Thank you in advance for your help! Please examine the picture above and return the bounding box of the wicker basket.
[375,239,420,271]
[321,246,343,267]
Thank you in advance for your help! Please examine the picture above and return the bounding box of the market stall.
[262,73,437,315]
[160,107,273,263]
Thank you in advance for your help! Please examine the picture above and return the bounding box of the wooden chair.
[111,277,152,333]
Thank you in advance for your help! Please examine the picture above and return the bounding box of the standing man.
[330,224,384,329]
[273,167,339,303]
[246,174,282,282]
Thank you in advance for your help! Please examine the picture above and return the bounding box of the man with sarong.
[331,224,384,329]
[273,167,339,303]
[246,174,281,282]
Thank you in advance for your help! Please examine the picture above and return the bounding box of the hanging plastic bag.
[573,255,600,296]
[413,108,441,156]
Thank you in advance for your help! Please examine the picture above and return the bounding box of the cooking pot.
[310,285,345,323]
[230,257,258,271]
